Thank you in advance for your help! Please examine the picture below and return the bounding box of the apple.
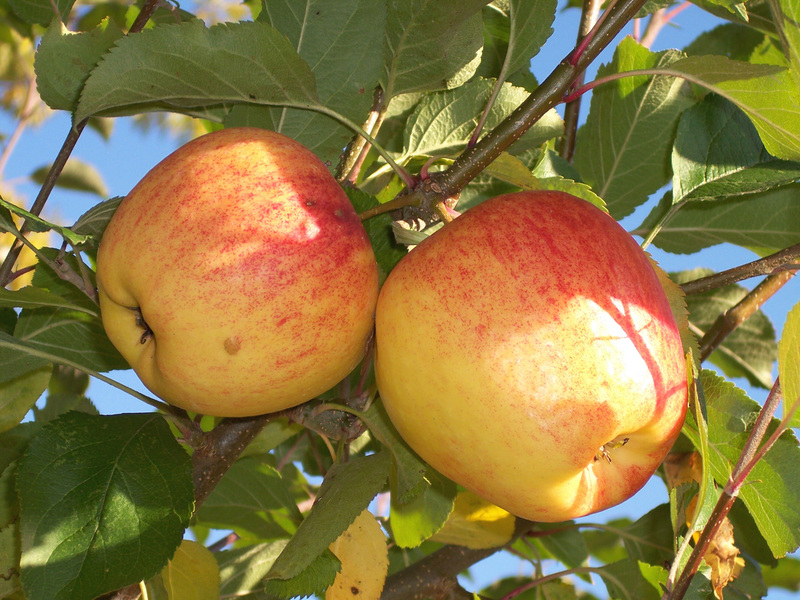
[375,190,687,522]
[97,127,379,417]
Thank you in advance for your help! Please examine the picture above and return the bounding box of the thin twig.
[698,268,796,361]
[559,0,603,161]
[680,243,800,295]
[0,0,162,287]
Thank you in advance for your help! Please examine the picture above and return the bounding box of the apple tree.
[1,0,800,599]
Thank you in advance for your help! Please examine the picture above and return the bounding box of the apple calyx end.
[594,436,630,464]
[128,306,154,344]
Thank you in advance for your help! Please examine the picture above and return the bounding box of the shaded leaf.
[641,184,800,254]
[381,0,487,98]
[345,188,406,282]
[18,412,194,600]
[500,0,556,79]
[672,94,800,203]
[389,467,456,549]
[196,457,302,542]
[266,452,389,580]
[31,158,108,198]
[217,540,288,597]
[0,366,51,433]
[668,54,800,161]
[671,268,777,389]
[9,0,74,26]
[258,0,386,165]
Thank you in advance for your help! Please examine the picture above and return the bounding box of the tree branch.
[698,269,796,361]
[381,519,534,600]
[558,0,603,161]
[680,242,800,295]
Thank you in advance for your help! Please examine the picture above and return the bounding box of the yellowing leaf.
[162,540,220,600]
[326,509,388,600]
[779,301,800,427]
[647,255,698,365]
[429,490,515,549]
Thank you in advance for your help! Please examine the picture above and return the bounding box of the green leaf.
[683,371,800,557]
[8,0,74,25]
[672,94,800,203]
[75,20,319,123]
[10,305,126,378]
[161,540,220,600]
[779,301,800,427]
[573,37,695,219]
[762,555,800,591]
[35,19,124,112]
[70,196,124,248]
[531,521,589,570]
[266,451,389,580]
[500,0,557,79]
[18,412,194,600]
[344,188,407,282]
[766,0,800,71]
[0,366,51,433]
[257,0,386,165]
[262,549,340,599]
[401,78,563,162]
[0,286,99,314]
[0,331,51,383]
[621,504,675,566]
[667,54,800,161]
[381,0,487,98]
[31,158,108,198]
[217,540,288,597]
[684,24,769,64]
[389,467,457,549]
[671,268,777,389]
[358,400,427,502]
[641,183,800,254]
[597,559,666,600]
[0,197,93,246]
[196,457,302,542]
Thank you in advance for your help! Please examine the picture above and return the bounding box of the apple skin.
[375,191,687,522]
[97,127,379,417]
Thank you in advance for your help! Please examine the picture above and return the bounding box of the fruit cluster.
[97,128,687,522]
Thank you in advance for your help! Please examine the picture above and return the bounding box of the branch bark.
[680,243,800,296]
[381,519,534,600]
[559,0,603,161]
[698,268,796,361]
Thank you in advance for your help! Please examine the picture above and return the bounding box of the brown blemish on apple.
[224,336,241,355]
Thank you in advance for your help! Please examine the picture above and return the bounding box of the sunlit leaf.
[18,412,194,600]
[75,20,320,123]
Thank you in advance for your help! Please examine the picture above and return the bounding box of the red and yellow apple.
[375,191,688,522]
[97,127,379,417]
